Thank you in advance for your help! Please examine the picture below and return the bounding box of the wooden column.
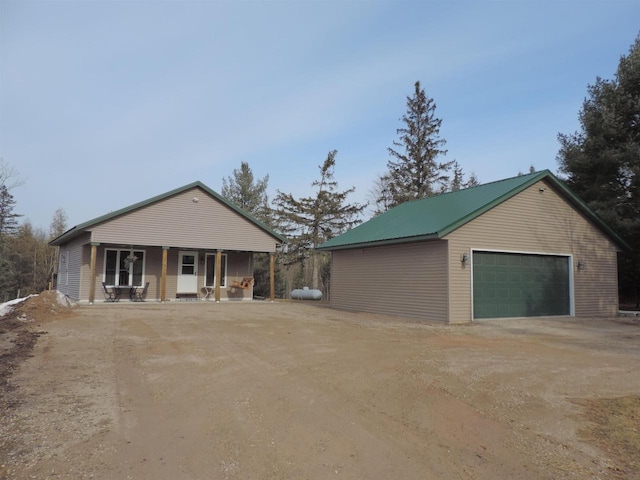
[89,243,98,305]
[215,250,222,303]
[270,253,275,302]
[161,247,168,303]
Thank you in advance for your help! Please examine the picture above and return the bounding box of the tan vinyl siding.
[89,187,278,252]
[445,180,620,321]
[222,252,254,301]
[84,247,254,302]
[330,241,448,322]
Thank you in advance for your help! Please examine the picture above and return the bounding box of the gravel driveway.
[2,299,639,479]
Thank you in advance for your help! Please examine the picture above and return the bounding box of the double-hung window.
[104,249,145,286]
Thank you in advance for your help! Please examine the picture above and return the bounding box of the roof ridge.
[318,168,630,252]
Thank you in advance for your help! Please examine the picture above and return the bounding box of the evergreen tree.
[0,184,20,300]
[368,173,394,217]
[221,162,271,224]
[449,161,479,192]
[274,150,366,291]
[0,185,20,240]
[385,81,453,207]
[220,162,274,297]
[557,34,640,307]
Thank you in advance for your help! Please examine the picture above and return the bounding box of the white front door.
[177,251,198,293]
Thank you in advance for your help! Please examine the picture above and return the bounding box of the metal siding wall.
[446,180,620,321]
[90,187,278,252]
[62,234,89,301]
[330,241,449,322]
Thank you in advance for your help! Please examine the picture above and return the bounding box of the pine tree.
[449,161,479,192]
[368,173,394,216]
[220,162,274,296]
[557,34,640,307]
[0,185,20,241]
[274,150,366,291]
[0,184,20,300]
[385,81,453,207]
[221,162,271,225]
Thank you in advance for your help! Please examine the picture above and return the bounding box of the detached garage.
[318,170,630,323]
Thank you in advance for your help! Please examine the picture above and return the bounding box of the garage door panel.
[473,252,570,319]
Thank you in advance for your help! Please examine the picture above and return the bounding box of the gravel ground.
[1,295,639,479]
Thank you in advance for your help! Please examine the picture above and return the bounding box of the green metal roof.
[49,181,287,246]
[317,170,630,251]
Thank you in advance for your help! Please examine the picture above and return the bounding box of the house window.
[104,249,145,286]
[205,253,227,287]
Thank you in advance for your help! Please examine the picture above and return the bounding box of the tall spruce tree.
[220,162,274,297]
[385,81,453,207]
[557,34,640,307]
[221,162,271,224]
[274,150,366,291]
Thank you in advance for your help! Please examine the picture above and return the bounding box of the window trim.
[103,248,146,286]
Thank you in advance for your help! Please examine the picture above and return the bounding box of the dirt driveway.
[1,298,639,479]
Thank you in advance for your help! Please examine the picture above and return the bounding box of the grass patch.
[574,396,640,476]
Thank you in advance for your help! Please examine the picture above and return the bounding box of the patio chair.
[131,282,149,302]
[102,282,119,302]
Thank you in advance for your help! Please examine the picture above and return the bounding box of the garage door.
[473,251,570,319]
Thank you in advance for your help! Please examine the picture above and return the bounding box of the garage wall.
[445,179,620,321]
[330,240,448,322]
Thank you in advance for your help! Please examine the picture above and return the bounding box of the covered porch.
[86,243,278,304]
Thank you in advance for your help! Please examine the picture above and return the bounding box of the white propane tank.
[290,286,323,300]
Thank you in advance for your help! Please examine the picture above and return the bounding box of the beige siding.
[445,180,620,322]
[89,187,278,252]
[331,241,448,322]
[85,247,254,302]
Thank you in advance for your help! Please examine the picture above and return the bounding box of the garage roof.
[317,170,630,251]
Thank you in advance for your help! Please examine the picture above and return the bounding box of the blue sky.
[1,0,639,232]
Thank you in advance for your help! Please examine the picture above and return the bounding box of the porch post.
[161,247,169,303]
[269,253,275,302]
[215,250,222,303]
[89,243,98,305]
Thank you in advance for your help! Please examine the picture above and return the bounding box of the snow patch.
[0,294,38,318]
[55,291,77,308]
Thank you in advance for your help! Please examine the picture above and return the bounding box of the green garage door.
[473,252,570,319]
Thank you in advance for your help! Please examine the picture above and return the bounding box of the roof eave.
[317,233,440,251]
[545,176,632,252]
